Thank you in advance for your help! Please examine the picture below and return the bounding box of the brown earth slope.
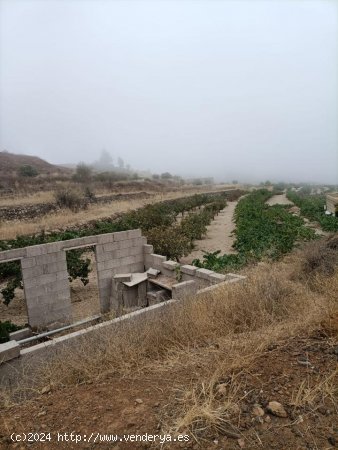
[0,151,70,176]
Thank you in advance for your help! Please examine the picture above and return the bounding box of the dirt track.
[180,200,238,265]
[266,193,293,206]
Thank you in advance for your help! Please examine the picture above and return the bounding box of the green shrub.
[55,187,86,212]
[0,321,23,343]
[193,189,316,272]
[18,165,38,177]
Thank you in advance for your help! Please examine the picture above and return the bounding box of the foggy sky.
[0,0,337,183]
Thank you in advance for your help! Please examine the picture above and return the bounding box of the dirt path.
[267,192,328,236]
[180,200,238,265]
[266,193,293,206]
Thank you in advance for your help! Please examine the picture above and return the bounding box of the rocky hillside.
[0,151,71,176]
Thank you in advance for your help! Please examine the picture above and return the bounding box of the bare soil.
[266,193,294,206]
[1,331,337,449]
[180,201,238,265]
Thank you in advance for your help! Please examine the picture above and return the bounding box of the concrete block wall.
[95,230,146,312]
[22,245,71,329]
[0,229,244,334]
[0,229,146,330]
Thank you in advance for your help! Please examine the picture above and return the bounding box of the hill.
[0,151,71,176]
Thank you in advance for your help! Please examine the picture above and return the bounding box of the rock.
[238,438,245,448]
[40,386,51,395]
[266,401,288,418]
[135,398,143,405]
[264,415,271,423]
[328,436,336,446]
[252,406,264,417]
[37,411,46,417]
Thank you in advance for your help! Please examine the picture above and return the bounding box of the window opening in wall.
[65,246,100,322]
[0,259,28,342]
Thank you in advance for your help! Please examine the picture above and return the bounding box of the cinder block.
[37,252,66,265]
[23,276,38,289]
[152,254,167,265]
[20,257,36,269]
[43,261,67,274]
[143,244,154,254]
[0,341,20,364]
[43,279,68,294]
[115,248,131,259]
[26,245,47,257]
[98,278,111,290]
[160,267,176,278]
[57,271,69,281]
[172,280,198,300]
[162,260,179,271]
[39,273,58,285]
[147,268,160,278]
[24,284,46,298]
[112,231,130,241]
[137,281,147,307]
[119,239,134,250]
[122,256,138,266]
[128,246,143,257]
[195,268,215,280]
[181,265,197,276]
[127,229,142,239]
[114,273,132,282]
[9,328,32,341]
[61,237,88,249]
[208,273,226,283]
[81,235,99,246]
[45,242,62,253]
[95,249,115,263]
[182,273,195,282]
[97,233,115,244]
[0,248,26,262]
[103,242,120,252]
[132,236,147,247]
[22,265,44,279]
[97,268,114,279]
[103,259,121,270]
[128,262,145,273]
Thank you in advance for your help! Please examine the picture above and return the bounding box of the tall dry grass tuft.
[290,368,338,410]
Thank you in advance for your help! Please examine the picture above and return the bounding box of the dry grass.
[0,190,55,207]
[1,240,337,442]
[0,186,230,240]
[290,368,338,410]
[2,254,334,395]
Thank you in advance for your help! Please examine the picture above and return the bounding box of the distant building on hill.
[326,193,338,216]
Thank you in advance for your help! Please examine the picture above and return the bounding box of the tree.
[99,150,113,167]
[117,157,125,169]
[73,163,92,182]
[161,172,172,179]
[18,165,38,177]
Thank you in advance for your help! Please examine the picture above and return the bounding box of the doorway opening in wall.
[65,246,101,323]
[0,259,28,342]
